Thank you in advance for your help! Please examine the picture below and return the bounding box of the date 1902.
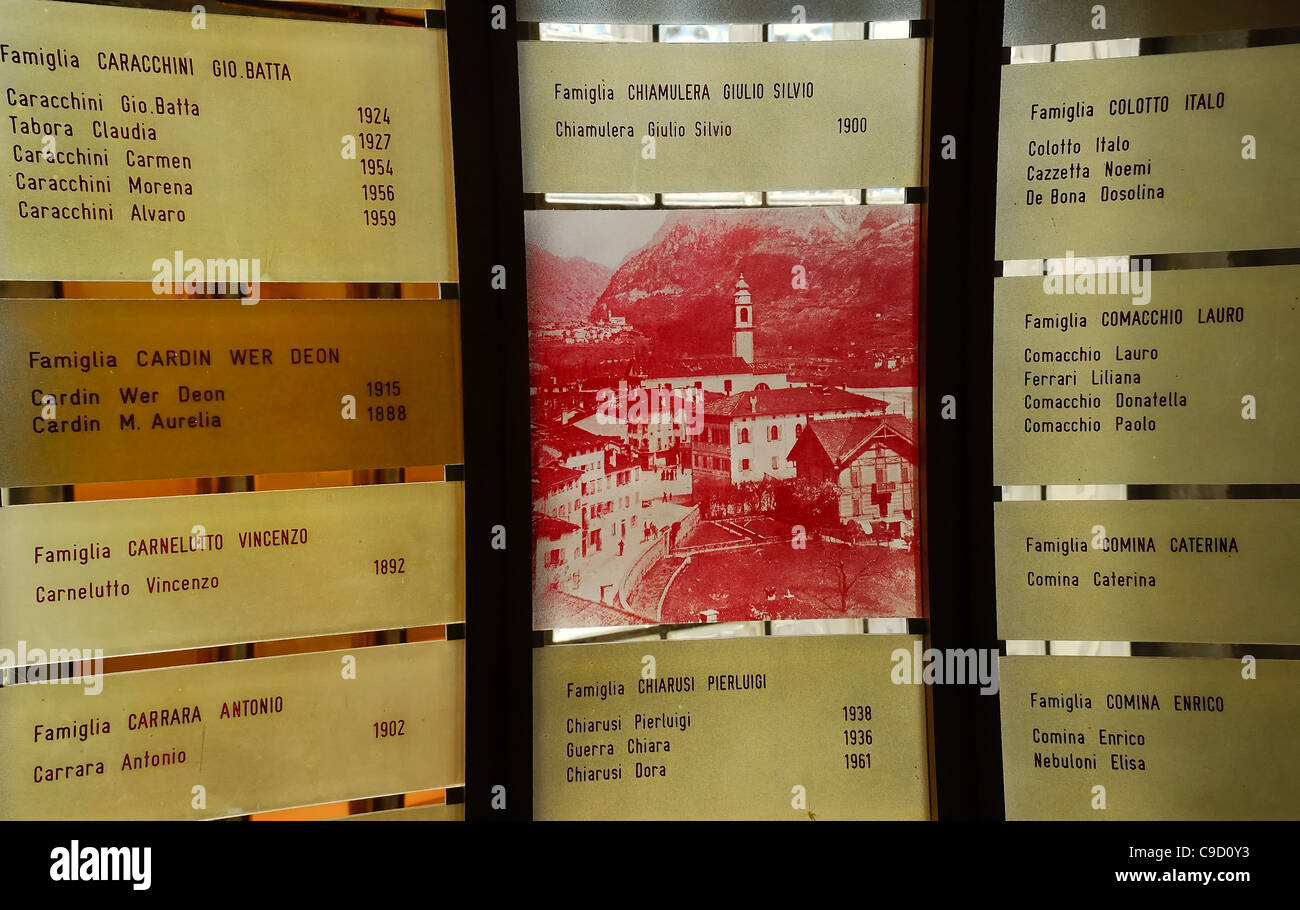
[373,719,406,738]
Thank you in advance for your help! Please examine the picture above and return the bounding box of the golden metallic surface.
[996,45,1300,258]
[534,634,930,819]
[1,482,465,658]
[1000,655,1299,819]
[996,499,1300,644]
[519,39,923,193]
[994,267,1298,484]
[0,641,465,820]
[0,0,456,282]
[0,299,463,485]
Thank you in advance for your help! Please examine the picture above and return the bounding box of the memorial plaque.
[516,0,921,23]
[0,641,465,820]
[1,0,456,282]
[1004,0,1300,47]
[0,482,465,660]
[519,39,923,193]
[995,44,1300,259]
[0,299,463,486]
[993,267,1297,485]
[996,499,1300,645]
[1000,655,1300,819]
[534,635,930,820]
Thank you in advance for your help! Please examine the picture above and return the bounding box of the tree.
[822,556,874,614]
[774,477,840,528]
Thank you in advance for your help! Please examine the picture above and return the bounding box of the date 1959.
[357,105,397,229]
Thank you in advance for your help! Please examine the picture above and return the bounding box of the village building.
[693,386,888,487]
[785,414,917,538]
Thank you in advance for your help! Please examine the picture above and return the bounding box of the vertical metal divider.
[447,0,532,821]
[922,0,1005,820]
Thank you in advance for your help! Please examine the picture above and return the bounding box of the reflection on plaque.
[0,641,464,820]
[341,802,463,820]
[1000,655,1299,820]
[1,0,456,282]
[993,267,1297,484]
[269,0,442,8]
[1003,0,1300,47]
[996,499,1300,645]
[0,299,463,486]
[534,635,930,820]
[519,39,923,192]
[995,44,1300,258]
[0,482,465,659]
[526,207,920,629]
[516,1,922,22]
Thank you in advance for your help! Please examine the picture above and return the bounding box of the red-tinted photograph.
[528,206,920,629]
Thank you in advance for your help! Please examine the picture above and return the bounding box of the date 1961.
[842,704,874,770]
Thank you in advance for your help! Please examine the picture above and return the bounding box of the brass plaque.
[534,635,930,820]
[0,482,465,660]
[519,39,923,193]
[342,803,463,820]
[0,641,464,820]
[0,299,463,486]
[516,1,921,22]
[995,45,1300,259]
[1000,655,1299,820]
[1004,0,1300,46]
[0,0,456,282]
[996,499,1300,644]
[993,267,1298,485]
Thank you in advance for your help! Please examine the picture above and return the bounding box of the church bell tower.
[732,274,754,365]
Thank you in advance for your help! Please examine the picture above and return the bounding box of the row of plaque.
[1,0,466,823]
[520,0,1298,822]
[5,0,1299,822]
[989,4,1300,822]
[10,629,1295,821]
[4,0,1297,282]
[20,634,1292,830]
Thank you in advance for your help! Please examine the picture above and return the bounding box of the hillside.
[594,207,917,359]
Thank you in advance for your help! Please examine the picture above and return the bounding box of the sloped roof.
[632,355,757,378]
[534,463,582,491]
[790,414,916,467]
[532,421,607,462]
[533,512,581,539]
[705,386,888,419]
